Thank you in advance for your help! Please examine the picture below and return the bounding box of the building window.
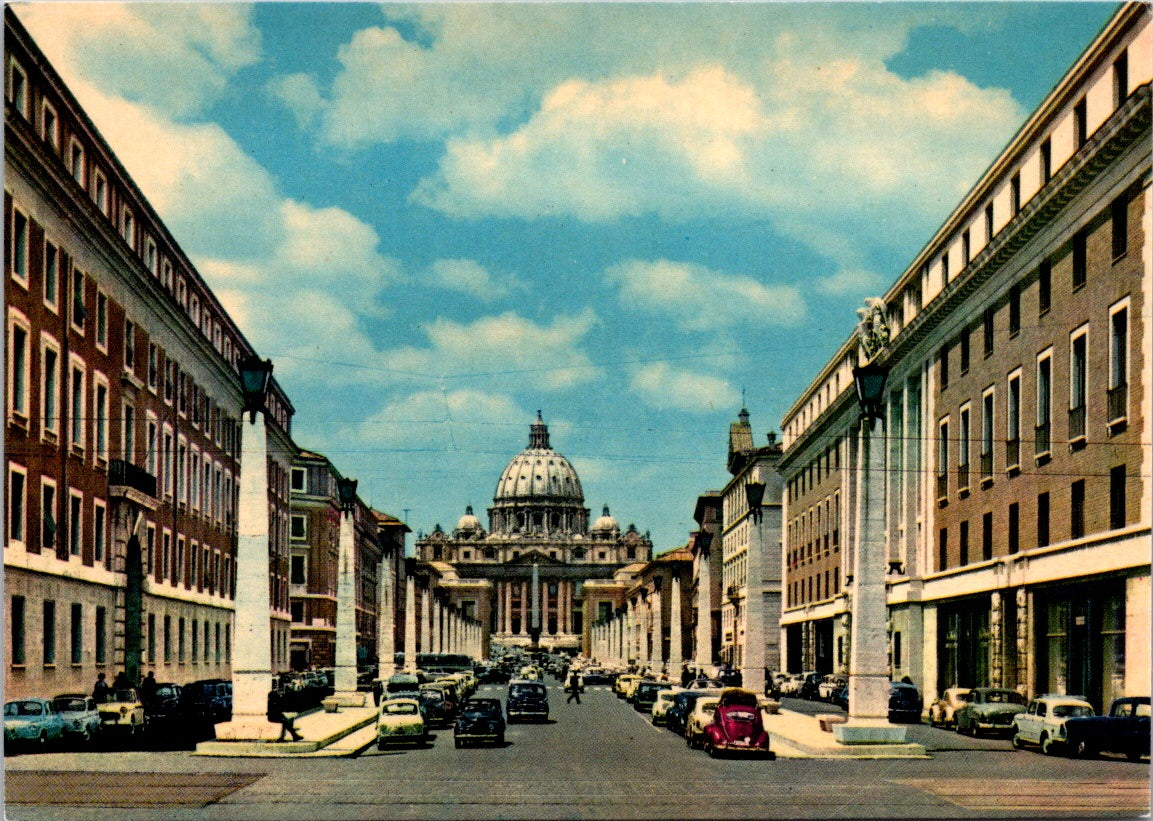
[982,512,993,561]
[1008,503,1019,554]
[43,600,56,665]
[940,251,949,287]
[1037,492,1050,548]
[1074,96,1088,149]
[70,603,83,665]
[1113,50,1128,109]
[11,595,26,665]
[985,202,994,243]
[959,329,970,374]
[1071,229,1087,290]
[43,241,59,310]
[8,58,28,116]
[1039,138,1052,185]
[41,100,59,148]
[1038,259,1051,315]
[96,292,108,350]
[147,613,156,663]
[1108,302,1129,425]
[9,313,30,419]
[983,307,994,358]
[95,606,106,664]
[938,527,947,572]
[1035,352,1052,460]
[122,208,136,248]
[69,139,85,185]
[1070,480,1085,540]
[68,490,82,556]
[290,601,304,623]
[94,376,109,462]
[123,403,135,465]
[958,405,971,492]
[938,343,949,390]
[178,617,185,662]
[1111,194,1128,260]
[148,344,159,390]
[10,208,29,284]
[961,229,971,268]
[71,269,86,329]
[936,418,949,502]
[1110,465,1126,529]
[959,520,969,565]
[290,555,306,585]
[124,320,136,371]
[1009,283,1021,337]
[291,467,306,492]
[93,170,108,215]
[93,501,106,563]
[8,463,27,545]
[1010,173,1021,217]
[41,478,57,550]
[164,615,172,663]
[145,238,158,275]
[981,388,994,481]
[1069,328,1087,444]
[70,360,85,450]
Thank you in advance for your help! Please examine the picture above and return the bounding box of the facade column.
[420,587,432,654]
[404,576,417,672]
[332,502,364,704]
[212,414,277,741]
[520,581,528,634]
[652,589,664,675]
[669,575,683,671]
[696,542,712,667]
[637,597,650,668]
[626,599,636,664]
[432,602,442,654]
[542,579,551,634]
[377,556,396,682]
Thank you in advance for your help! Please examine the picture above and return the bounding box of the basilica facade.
[415,413,652,655]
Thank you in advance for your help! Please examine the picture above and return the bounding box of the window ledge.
[1035,452,1052,467]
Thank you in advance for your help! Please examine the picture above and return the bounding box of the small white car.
[685,696,720,749]
[1011,695,1095,755]
[651,688,682,725]
[377,697,427,750]
[51,694,102,744]
[928,687,973,728]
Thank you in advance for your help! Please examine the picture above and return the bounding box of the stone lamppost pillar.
[404,576,417,672]
[742,479,767,696]
[669,575,683,672]
[420,587,432,655]
[377,555,396,682]
[695,531,713,670]
[652,588,664,676]
[432,602,442,654]
[331,479,364,706]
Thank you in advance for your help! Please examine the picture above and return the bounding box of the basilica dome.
[494,412,584,503]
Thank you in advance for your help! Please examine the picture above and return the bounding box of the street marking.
[893,778,1151,814]
[5,771,264,807]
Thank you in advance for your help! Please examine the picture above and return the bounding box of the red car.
[702,688,775,759]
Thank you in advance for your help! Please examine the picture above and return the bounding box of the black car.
[506,680,549,723]
[454,698,506,747]
[478,666,511,685]
[182,679,232,726]
[632,681,665,712]
[143,683,185,731]
[579,669,616,686]
[799,672,825,701]
[417,687,454,728]
[888,682,923,723]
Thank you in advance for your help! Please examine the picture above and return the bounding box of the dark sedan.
[1064,696,1150,760]
[454,698,506,747]
[666,690,719,737]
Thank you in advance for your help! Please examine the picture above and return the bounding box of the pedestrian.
[141,671,158,702]
[267,688,302,742]
[680,665,693,688]
[93,672,110,703]
[566,670,582,704]
[112,670,131,690]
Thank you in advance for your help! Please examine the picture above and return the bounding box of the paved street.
[4,684,1148,820]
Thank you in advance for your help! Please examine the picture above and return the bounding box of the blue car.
[4,698,66,750]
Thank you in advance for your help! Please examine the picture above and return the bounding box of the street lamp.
[853,361,888,422]
[239,354,273,423]
[745,480,766,523]
[337,477,358,513]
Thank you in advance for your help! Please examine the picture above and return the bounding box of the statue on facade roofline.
[856,297,891,360]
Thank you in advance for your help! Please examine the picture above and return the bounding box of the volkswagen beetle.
[702,688,775,759]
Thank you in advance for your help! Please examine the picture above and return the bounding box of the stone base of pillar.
[832,720,908,745]
[211,716,287,742]
[327,691,367,708]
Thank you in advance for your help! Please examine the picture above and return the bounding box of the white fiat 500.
[1011,694,1095,755]
[377,697,427,750]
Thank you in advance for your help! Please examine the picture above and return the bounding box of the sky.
[14,1,1119,555]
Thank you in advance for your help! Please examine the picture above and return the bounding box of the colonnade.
[493,578,578,636]
[399,581,484,670]
[590,576,684,676]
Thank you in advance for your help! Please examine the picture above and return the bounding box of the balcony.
[1108,383,1128,427]
[108,459,157,499]
[1006,438,1020,473]
[1034,422,1051,462]
[1068,405,1086,447]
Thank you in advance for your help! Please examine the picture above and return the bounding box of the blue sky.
[15,1,1118,553]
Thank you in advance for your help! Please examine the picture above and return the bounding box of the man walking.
[566,670,582,704]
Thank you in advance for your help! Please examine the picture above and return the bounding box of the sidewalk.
[194,705,378,758]
[764,709,928,759]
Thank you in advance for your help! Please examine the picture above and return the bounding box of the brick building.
[5,8,294,699]
[778,3,1150,712]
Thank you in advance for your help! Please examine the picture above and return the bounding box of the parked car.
[51,694,102,744]
[182,679,232,726]
[478,666,511,684]
[888,682,923,723]
[702,688,775,759]
[613,674,641,698]
[685,695,721,749]
[632,680,665,713]
[143,683,185,732]
[454,698,506,747]
[830,685,849,712]
[667,690,718,737]
[651,688,681,725]
[506,680,549,723]
[580,667,615,686]
[98,688,146,735]
[1062,696,1149,760]
[376,697,427,749]
[928,687,972,728]
[817,675,848,702]
[955,687,1026,736]
[4,698,66,749]
[1012,694,1095,755]
[779,673,806,697]
[799,672,825,701]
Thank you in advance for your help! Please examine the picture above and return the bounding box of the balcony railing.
[1108,383,1128,424]
[980,451,993,481]
[1035,422,1051,458]
[108,459,157,498]
[1068,404,1086,443]
[956,462,970,493]
[1006,438,1020,470]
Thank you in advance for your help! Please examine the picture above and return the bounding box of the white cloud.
[426,258,513,301]
[17,2,260,118]
[385,310,601,391]
[356,389,526,453]
[267,73,325,129]
[606,259,806,330]
[629,363,739,413]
